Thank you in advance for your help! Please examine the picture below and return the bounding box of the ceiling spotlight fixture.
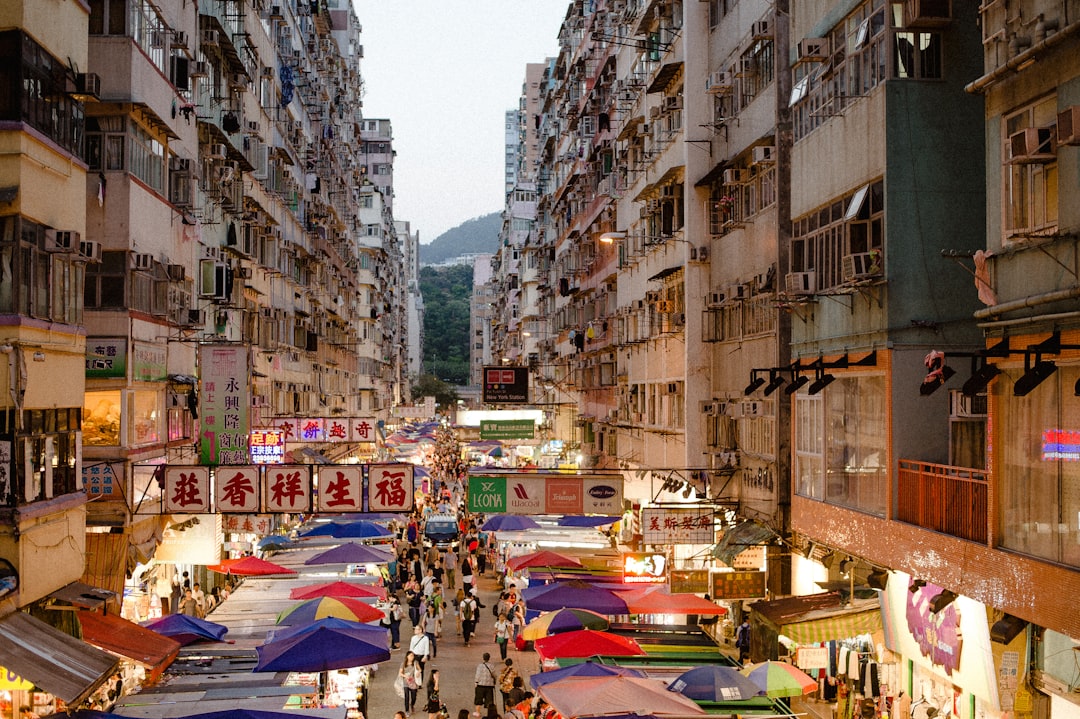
[920,350,957,396]
[838,557,852,577]
[909,578,927,593]
[867,568,889,590]
[763,371,787,396]
[785,373,810,395]
[807,369,836,395]
[962,360,1001,396]
[820,551,836,569]
[744,371,767,395]
[929,589,959,613]
[802,542,816,559]
[1013,352,1057,396]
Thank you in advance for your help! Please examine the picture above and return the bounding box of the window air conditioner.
[43,229,76,252]
[752,145,776,165]
[904,0,952,27]
[186,309,205,325]
[1008,127,1056,164]
[785,271,816,295]
[150,30,167,48]
[950,389,987,418]
[707,291,724,308]
[736,56,757,77]
[133,253,154,270]
[690,245,709,262]
[201,29,219,46]
[655,300,675,313]
[1058,107,1080,145]
[706,70,733,94]
[723,168,747,185]
[74,73,101,100]
[229,73,248,90]
[700,401,717,415]
[742,400,764,417]
[172,31,189,49]
[649,105,662,118]
[190,61,209,77]
[841,252,881,282]
[261,66,275,78]
[167,264,186,281]
[207,143,228,159]
[235,266,252,279]
[664,95,683,110]
[797,38,829,63]
[269,5,284,18]
[245,120,260,133]
[751,19,773,39]
[78,240,102,263]
[170,157,191,172]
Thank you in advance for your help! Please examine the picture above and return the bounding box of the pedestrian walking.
[409,626,432,676]
[460,590,478,646]
[405,578,423,626]
[493,612,512,660]
[735,616,751,662]
[443,549,458,590]
[498,658,519,712]
[424,668,443,719]
[178,589,199,616]
[422,603,440,658]
[473,653,498,718]
[398,651,423,715]
[388,594,404,648]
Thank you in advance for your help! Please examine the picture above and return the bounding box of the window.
[0,216,85,323]
[892,32,942,79]
[790,180,884,290]
[738,41,775,109]
[0,31,84,156]
[84,391,122,446]
[794,375,887,516]
[1004,97,1058,240]
[998,365,1080,568]
[130,390,164,446]
[2,408,82,505]
[85,251,128,308]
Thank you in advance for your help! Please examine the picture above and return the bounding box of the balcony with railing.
[897,460,988,544]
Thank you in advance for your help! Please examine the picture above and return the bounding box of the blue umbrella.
[304,542,394,565]
[327,521,391,539]
[254,617,390,672]
[141,613,229,645]
[668,665,763,701]
[256,535,294,550]
[530,661,645,689]
[557,515,620,527]
[298,522,344,538]
[482,514,540,531]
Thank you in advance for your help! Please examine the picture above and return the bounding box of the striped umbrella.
[740,661,817,698]
[276,596,384,626]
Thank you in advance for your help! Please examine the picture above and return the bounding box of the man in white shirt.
[408,625,431,677]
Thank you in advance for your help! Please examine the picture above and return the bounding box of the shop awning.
[48,581,117,610]
[710,520,777,565]
[750,592,882,644]
[79,611,181,677]
[0,610,119,704]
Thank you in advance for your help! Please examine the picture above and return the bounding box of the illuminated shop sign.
[623,552,668,584]
[1042,429,1080,461]
[250,429,285,464]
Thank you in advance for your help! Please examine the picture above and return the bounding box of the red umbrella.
[533,629,647,659]
[507,550,584,571]
[207,556,296,576]
[623,587,727,615]
[290,581,386,601]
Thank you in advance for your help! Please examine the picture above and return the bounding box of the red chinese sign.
[262,465,312,512]
[222,514,272,535]
[164,466,211,513]
[368,463,414,512]
[214,466,260,512]
[316,466,363,512]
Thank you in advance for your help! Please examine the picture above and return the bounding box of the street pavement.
[368,571,539,719]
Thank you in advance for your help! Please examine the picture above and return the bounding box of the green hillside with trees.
[419,263,473,386]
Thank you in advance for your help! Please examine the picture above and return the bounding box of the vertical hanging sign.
[368,463,414,512]
[199,344,250,465]
[316,466,364,512]
[263,464,312,512]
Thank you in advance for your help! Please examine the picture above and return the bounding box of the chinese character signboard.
[82,462,121,497]
[271,417,299,442]
[199,344,250,465]
[642,507,715,545]
[317,466,364,512]
[263,465,312,512]
[267,417,376,443]
[132,341,168,382]
[368,463,414,512]
[214,466,259,512]
[670,569,710,594]
[623,552,668,584]
[325,419,349,442]
[164,466,211,512]
[482,366,529,403]
[479,419,535,440]
[86,338,127,378]
[351,418,377,442]
[298,418,326,442]
[467,473,623,515]
[222,514,272,535]
[250,429,285,464]
[711,570,766,600]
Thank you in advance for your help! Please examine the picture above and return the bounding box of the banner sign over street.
[466,472,622,514]
[641,506,715,545]
[479,419,535,440]
[162,463,415,513]
[482,366,529,403]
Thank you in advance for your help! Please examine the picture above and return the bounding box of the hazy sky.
[356,1,569,243]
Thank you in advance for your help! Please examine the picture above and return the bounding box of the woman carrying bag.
[425,668,445,719]
[493,612,513,660]
[397,651,423,716]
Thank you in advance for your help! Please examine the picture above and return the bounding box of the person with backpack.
[498,658,519,712]
[460,590,478,646]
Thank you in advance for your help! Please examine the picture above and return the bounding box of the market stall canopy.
[482,514,541,531]
[529,662,646,689]
[276,596,384,626]
[521,607,610,641]
[622,587,727,616]
[523,581,628,614]
[298,520,391,539]
[533,629,647,659]
[508,550,584,571]
[173,711,344,719]
[254,617,390,672]
[80,611,182,680]
[557,516,620,528]
[207,556,297,576]
[667,665,763,702]
[0,610,119,705]
[142,613,230,645]
[537,675,706,718]
[303,542,394,565]
[255,536,296,552]
[749,592,882,644]
[740,661,817,698]
[710,520,777,566]
[289,580,386,601]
